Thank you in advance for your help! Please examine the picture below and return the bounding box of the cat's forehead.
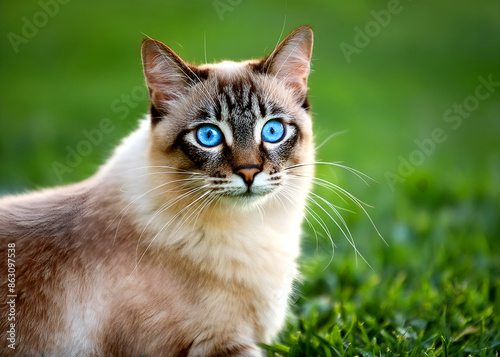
[199,59,266,93]
[200,67,287,125]
[197,60,287,118]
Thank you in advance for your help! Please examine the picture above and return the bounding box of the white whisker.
[275,185,320,250]
[134,185,210,260]
[314,130,349,151]
[282,159,385,267]
[285,161,376,186]
[124,188,212,284]
[104,176,205,242]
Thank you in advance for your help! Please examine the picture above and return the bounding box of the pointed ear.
[141,39,195,123]
[263,26,313,100]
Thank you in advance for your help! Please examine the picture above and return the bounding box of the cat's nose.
[235,166,261,187]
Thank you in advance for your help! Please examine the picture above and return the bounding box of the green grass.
[1,0,499,356]
[261,179,500,356]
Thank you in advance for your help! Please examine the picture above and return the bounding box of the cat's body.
[0,26,314,356]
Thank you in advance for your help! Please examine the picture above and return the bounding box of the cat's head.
[141,26,314,209]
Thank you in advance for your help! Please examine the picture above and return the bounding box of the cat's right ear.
[261,26,313,104]
[141,39,194,124]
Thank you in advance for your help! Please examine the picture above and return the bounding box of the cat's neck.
[96,117,152,187]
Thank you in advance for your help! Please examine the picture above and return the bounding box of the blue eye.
[262,120,285,143]
[196,125,223,147]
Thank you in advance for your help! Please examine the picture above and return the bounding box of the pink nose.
[236,167,261,186]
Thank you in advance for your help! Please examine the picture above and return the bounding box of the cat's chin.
[219,191,272,209]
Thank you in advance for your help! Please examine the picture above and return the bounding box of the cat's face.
[142,27,314,208]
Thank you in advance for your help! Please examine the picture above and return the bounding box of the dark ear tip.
[141,39,155,59]
[141,38,159,52]
[294,25,313,34]
[294,25,314,40]
[298,25,313,32]
[141,38,173,55]
[141,38,173,65]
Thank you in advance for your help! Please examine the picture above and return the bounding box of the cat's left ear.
[262,26,313,101]
[141,38,197,124]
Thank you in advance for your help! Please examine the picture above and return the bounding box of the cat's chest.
[137,249,296,343]
[115,225,298,339]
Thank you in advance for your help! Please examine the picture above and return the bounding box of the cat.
[0,25,314,356]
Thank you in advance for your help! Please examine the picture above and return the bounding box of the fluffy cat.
[0,26,314,356]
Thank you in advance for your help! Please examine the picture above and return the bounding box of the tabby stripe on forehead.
[224,86,236,108]
[213,96,222,121]
[218,93,230,122]
[241,84,251,108]
[254,94,266,118]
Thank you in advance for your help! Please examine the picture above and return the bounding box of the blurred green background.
[1,0,499,354]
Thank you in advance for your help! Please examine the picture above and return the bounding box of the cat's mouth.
[204,171,282,203]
